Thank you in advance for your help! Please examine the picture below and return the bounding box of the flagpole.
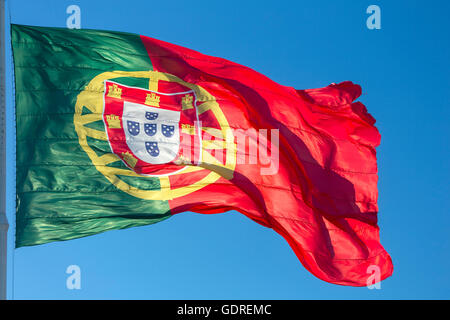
[0,0,9,301]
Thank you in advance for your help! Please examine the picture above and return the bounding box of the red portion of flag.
[140,35,393,286]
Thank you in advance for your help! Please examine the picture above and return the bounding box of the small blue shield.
[127,120,140,136]
[145,111,159,120]
[145,141,160,157]
[161,124,175,138]
[144,123,157,136]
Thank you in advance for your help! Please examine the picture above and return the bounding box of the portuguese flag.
[12,24,393,286]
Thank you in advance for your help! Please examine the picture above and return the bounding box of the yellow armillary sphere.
[74,70,237,200]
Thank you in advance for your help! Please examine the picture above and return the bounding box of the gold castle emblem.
[181,124,196,135]
[182,94,194,110]
[107,84,122,99]
[106,114,121,129]
[145,92,160,107]
[121,151,138,168]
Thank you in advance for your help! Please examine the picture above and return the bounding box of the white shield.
[122,101,180,165]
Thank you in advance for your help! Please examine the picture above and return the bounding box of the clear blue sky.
[4,0,449,299]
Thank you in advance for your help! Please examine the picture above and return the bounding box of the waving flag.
[12,24,393,286]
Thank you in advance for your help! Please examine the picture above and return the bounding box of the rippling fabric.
[12,24,171,247]
[141,36,393,286]
[12,24,393,286]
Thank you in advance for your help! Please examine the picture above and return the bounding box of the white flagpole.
[0,0,9,301]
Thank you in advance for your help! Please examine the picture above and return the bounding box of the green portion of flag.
[12,24,171,248]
